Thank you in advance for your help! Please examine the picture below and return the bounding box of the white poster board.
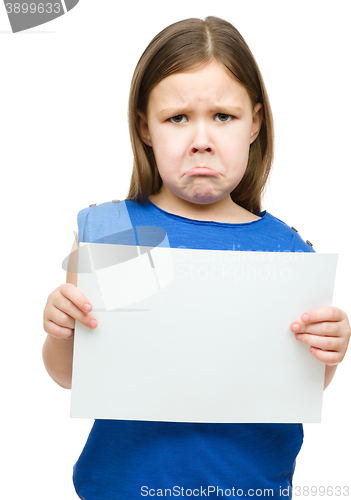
[71,243,338,423]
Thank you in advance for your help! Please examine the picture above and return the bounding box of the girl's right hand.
[43,283,98,340]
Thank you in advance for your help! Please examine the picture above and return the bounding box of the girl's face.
[138,59,262,214]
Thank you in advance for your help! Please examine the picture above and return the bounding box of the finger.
[299,306,345,325]
[295,332,341,351]
[51,305,76,329]
[60,283,93,314]
[58,285,97,329]
[44,318,74,340]
[46,293,97,330]
[58,298,98,329]
[291,320,341,337]
[308,346,341,366]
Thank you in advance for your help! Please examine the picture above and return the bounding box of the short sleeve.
[291,231,316,253]
[77,207,91,243]
[76,201,134,245]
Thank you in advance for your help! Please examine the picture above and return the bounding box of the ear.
[137,109,152,147]
[250,103,263,144]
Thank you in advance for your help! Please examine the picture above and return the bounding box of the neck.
[148,191,260,224]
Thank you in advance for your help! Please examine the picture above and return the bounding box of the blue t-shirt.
[73,199,315,500]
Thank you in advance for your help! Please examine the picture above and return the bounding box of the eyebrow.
[157,107,191,119]
[157,105,244,119]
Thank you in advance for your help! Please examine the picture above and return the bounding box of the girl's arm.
[42,239,98,389]
[290,307,351,390]
[42,325,75,389]
[324,365,338,390]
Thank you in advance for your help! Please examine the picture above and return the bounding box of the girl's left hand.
[290,307,351,365]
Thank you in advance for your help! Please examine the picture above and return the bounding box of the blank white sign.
[71,244,338,423]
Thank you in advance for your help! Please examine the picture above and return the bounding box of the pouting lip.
[184,166,221,177]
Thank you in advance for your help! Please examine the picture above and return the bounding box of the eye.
[214,113,233,123]
[169,114,187,124]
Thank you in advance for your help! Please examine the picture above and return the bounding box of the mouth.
[184,167,221,177]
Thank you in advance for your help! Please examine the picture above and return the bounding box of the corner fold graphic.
[4,0,80,33]
[64,0,80,11]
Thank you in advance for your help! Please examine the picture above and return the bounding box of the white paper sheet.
[71,243,338,423]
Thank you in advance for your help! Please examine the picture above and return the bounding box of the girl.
[43,16,350,499]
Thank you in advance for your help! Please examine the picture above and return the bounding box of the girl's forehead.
[148,62,250,109]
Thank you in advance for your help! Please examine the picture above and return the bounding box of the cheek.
[152,130,186,168]
[220,130,251,170]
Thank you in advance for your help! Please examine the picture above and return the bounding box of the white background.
[1,1,350,498]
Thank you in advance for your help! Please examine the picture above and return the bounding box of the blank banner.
[71,245,338,423]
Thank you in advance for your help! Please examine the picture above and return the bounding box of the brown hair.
[127,16,274,214]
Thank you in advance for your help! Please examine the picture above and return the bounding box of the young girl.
[43,16,350,499]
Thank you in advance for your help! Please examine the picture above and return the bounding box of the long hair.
[127,16,274,214]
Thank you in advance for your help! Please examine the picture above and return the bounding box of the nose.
[190,122,213,155]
